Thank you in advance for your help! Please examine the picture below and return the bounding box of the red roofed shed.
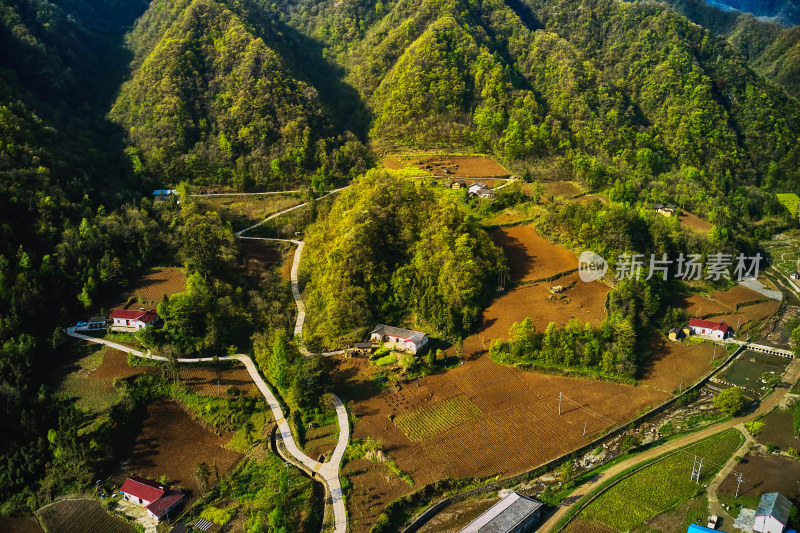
[119,476,185,521]
[109,308,159,332]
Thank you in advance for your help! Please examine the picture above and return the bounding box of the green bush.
[745,420,765,436]
[373,354,398,366]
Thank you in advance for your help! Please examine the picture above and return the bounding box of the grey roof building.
[369,324,429,353]
[755,492,792,533]
[458,491,543,533]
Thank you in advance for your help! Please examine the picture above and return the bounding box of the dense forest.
[301,171,505,348]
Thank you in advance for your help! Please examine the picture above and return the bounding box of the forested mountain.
[663,0,800,98]
[110,0,370,190]
[301,171,505,348]
[285,0,800,209]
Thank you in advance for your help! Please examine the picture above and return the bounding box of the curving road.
[65,328,349,532]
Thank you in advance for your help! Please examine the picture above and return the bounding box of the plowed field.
[491,226,577,282]
[334,355,668,532]
[124,400,242,492]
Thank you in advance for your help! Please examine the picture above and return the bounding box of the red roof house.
[120,476,185,521]
[109,309,159,332]
[688,318,732,340]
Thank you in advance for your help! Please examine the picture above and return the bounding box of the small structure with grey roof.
[370,324,429,354]
[754,492,793,533]
[457,491,542,533]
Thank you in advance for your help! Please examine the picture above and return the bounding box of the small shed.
[668,327,686,341]
[353,342,374,355]
[450,179,467,189]
[790,270,799,280]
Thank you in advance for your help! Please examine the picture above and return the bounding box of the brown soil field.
[239,239,282,275]
[124,399,242,493]
[676,294,729,317]
[411,155,510,177]
[712,301,781,330]
[573,194,609,204]
[381,156,404,170]
[756,409,800,450]
[342,458,414,532]
[464,273,609,356]
[638,335,716,393]
[37,499,136,533]
[335,355,668,532]
[0,517,43,533]
[303,424,338,460]
[679,211,713,234]
[491,225,578,282]
[718,452,800,502]
[115,267,186,307]
[542,180,583,198]
[179,365,255,396]
[91,347,157,379]
[711,285,765,308]
[417,496,498,533]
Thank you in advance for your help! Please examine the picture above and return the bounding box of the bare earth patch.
[491,225,578,282]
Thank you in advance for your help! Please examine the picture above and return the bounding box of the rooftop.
[110,308,159,322]
[371,324,427,345]
[120,476,166,502]
[688,318,731,332]
[756,492,792,524]
[458,491,542,533]
[146,489,185,518]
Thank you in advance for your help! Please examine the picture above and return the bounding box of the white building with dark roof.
[458,491,542,533]
[754,492,793,533]
[370,324,428,354]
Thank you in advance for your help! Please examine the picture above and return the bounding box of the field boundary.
[389,344,747,533]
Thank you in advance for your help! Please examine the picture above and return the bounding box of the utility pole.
[712,344,716,363]
[691,456,704,483]
[735,472,744,499]
[559,392,562,415]
[583,421,587,436]
[217,379,220,397]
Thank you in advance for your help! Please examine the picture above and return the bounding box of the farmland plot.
[334,355,667,533]
[123,399,242,493]
[718,452,800,502]
[580,430,743,531]
[393,395,482,442]
[718,350,789,395]
[639,335,717,393]
[491,225,578,282]
[37,499,136,533]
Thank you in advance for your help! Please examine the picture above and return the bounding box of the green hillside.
[110,0,369,190]
[287,0,800,202]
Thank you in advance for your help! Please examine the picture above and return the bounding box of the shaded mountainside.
[663,0,800,98]
[701,0,800,26]
[110,0,370,190]
[285,0,800,201]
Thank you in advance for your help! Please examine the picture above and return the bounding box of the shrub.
[744,420,765,436]
[765,442,778,453]
[373,354,397,366]
[788,447,800,459]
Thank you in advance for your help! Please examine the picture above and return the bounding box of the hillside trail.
[543,357,800,532]
[65,189,355,533]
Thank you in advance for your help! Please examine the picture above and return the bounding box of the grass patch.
[777,193,800,217]
[373,354,397,366]
[581,429,743,531]
[393,394,482,442]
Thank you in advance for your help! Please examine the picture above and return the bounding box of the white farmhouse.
[109,308,160,332]
[370,324,428,354]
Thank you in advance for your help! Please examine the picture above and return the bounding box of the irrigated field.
[491,225,577,282]
[37,499,136,533]
[579,430,743,531]
[335,355,668,532]
[718,350,790,395]
[124,399,242,493]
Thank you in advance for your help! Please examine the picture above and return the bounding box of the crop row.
[393,395,482,442]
